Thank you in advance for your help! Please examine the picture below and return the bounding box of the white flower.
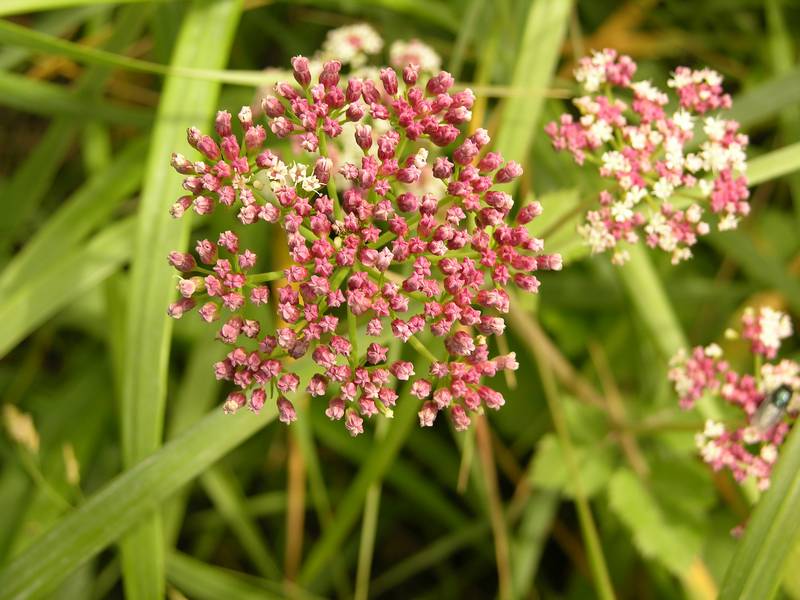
[320,23,383,67]
[703,419,725,438]
[653,177,674,200]
[389,39,441,72]
[611,201,634,222]
[673,109,695,133]
[758,307,793,353]
[625,186,646,205]
[601,150,628,174]
[703,117,726,142]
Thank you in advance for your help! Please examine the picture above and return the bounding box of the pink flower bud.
[277,396,297,424]
[291,55,311,87]
[168,251,196,272]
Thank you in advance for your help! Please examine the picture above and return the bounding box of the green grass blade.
[0,218,133,359]
[0,120,77,252]
[0,18,283,88]
[0,70,150,125]
[492,0,571,165]
[0,138,146,294]
[729,66,800,131]
[167,552,325,600]
[510,491,559,598]
[0,0,162,17]
[616,243,687,359]
[0,408,277,600]
[747,142,800,186]
[706,230,800,314]
[118,1,243,598]
[199,466,281,579]
[719,425,800,600]
[299,364,429,587]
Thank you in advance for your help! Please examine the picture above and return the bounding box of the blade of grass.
[118,1,242,598]
[706,230,800,314]
[298,361,429,588]
[0,218,133,359]
[719,425,800,600]
[0,5,109,69]
[492,0,571,166]
[0,0,164,17]
[167,552,324,600]
[0,18,283,88]
[0,137,146,294]
[199,466,281,579]
[747,141,800,186]
[0,70,150,125]
[0,407,277,600]
[353,418,388,600]
[529,326,617,600]
[728,65,800,132]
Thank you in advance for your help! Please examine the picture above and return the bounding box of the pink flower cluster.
[546,49,749,265]
[669,307,797,490]
[167,55,560,435]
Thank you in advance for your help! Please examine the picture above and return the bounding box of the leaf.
[0,70,150,125]
[167,552,324,600]
[0,407,277,600]
[728,66,800,132]
[0,0,159,17]
[491,0,571,166]
[117,1,243,598]
[530,434,616,498]
[747,142,800,186]
[0,218,134,359]
[298,361,430,588]
[0,138,146,295]
[719,425,800,600]
[608,468,702,576]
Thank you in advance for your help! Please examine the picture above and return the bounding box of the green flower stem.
[317,133,342,222]
[247,270,284,284]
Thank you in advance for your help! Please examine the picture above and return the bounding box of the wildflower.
[547,49,749,264]
[670,308,798,490]
[166,54,559,435]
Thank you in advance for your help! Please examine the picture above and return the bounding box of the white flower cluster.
[573,48,618,93]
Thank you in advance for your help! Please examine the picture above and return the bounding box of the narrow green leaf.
[0,408,277,600]
[0,218,133,359]
[118,1,243,598]
[747,142,800,186]
[0,120,77,251]
[0,0,163,17]
[199,467,281,579]
[167,552,324,600]
[510,492,559,599]
[492,0,571,165]
[299,365,429,587]
[616,243,687,359]
[0,138,146,295]
[0,18,282,88]
[728,65,800,131]
[719,425,800,600]
[706,230,800,314]
[0,70,150,125]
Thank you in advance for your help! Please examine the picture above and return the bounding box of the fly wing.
[752,401,786,433]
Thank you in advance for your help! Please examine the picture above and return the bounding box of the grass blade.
[0,407,277,600]
[118,1,243,598]
[0,218,133,359]
[0,70,150,125]
[0,0,161,17]
[719,425,800,600]
[747,142,800,186]
[0,138,146,294]
[299,362,430,588]
[492,0,571,165]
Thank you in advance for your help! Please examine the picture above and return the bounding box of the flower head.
[670,307,797,490]
[166,52,557,435]
[547,49,749,264]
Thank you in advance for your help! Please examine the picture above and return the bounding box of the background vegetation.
[1,0,800,598]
